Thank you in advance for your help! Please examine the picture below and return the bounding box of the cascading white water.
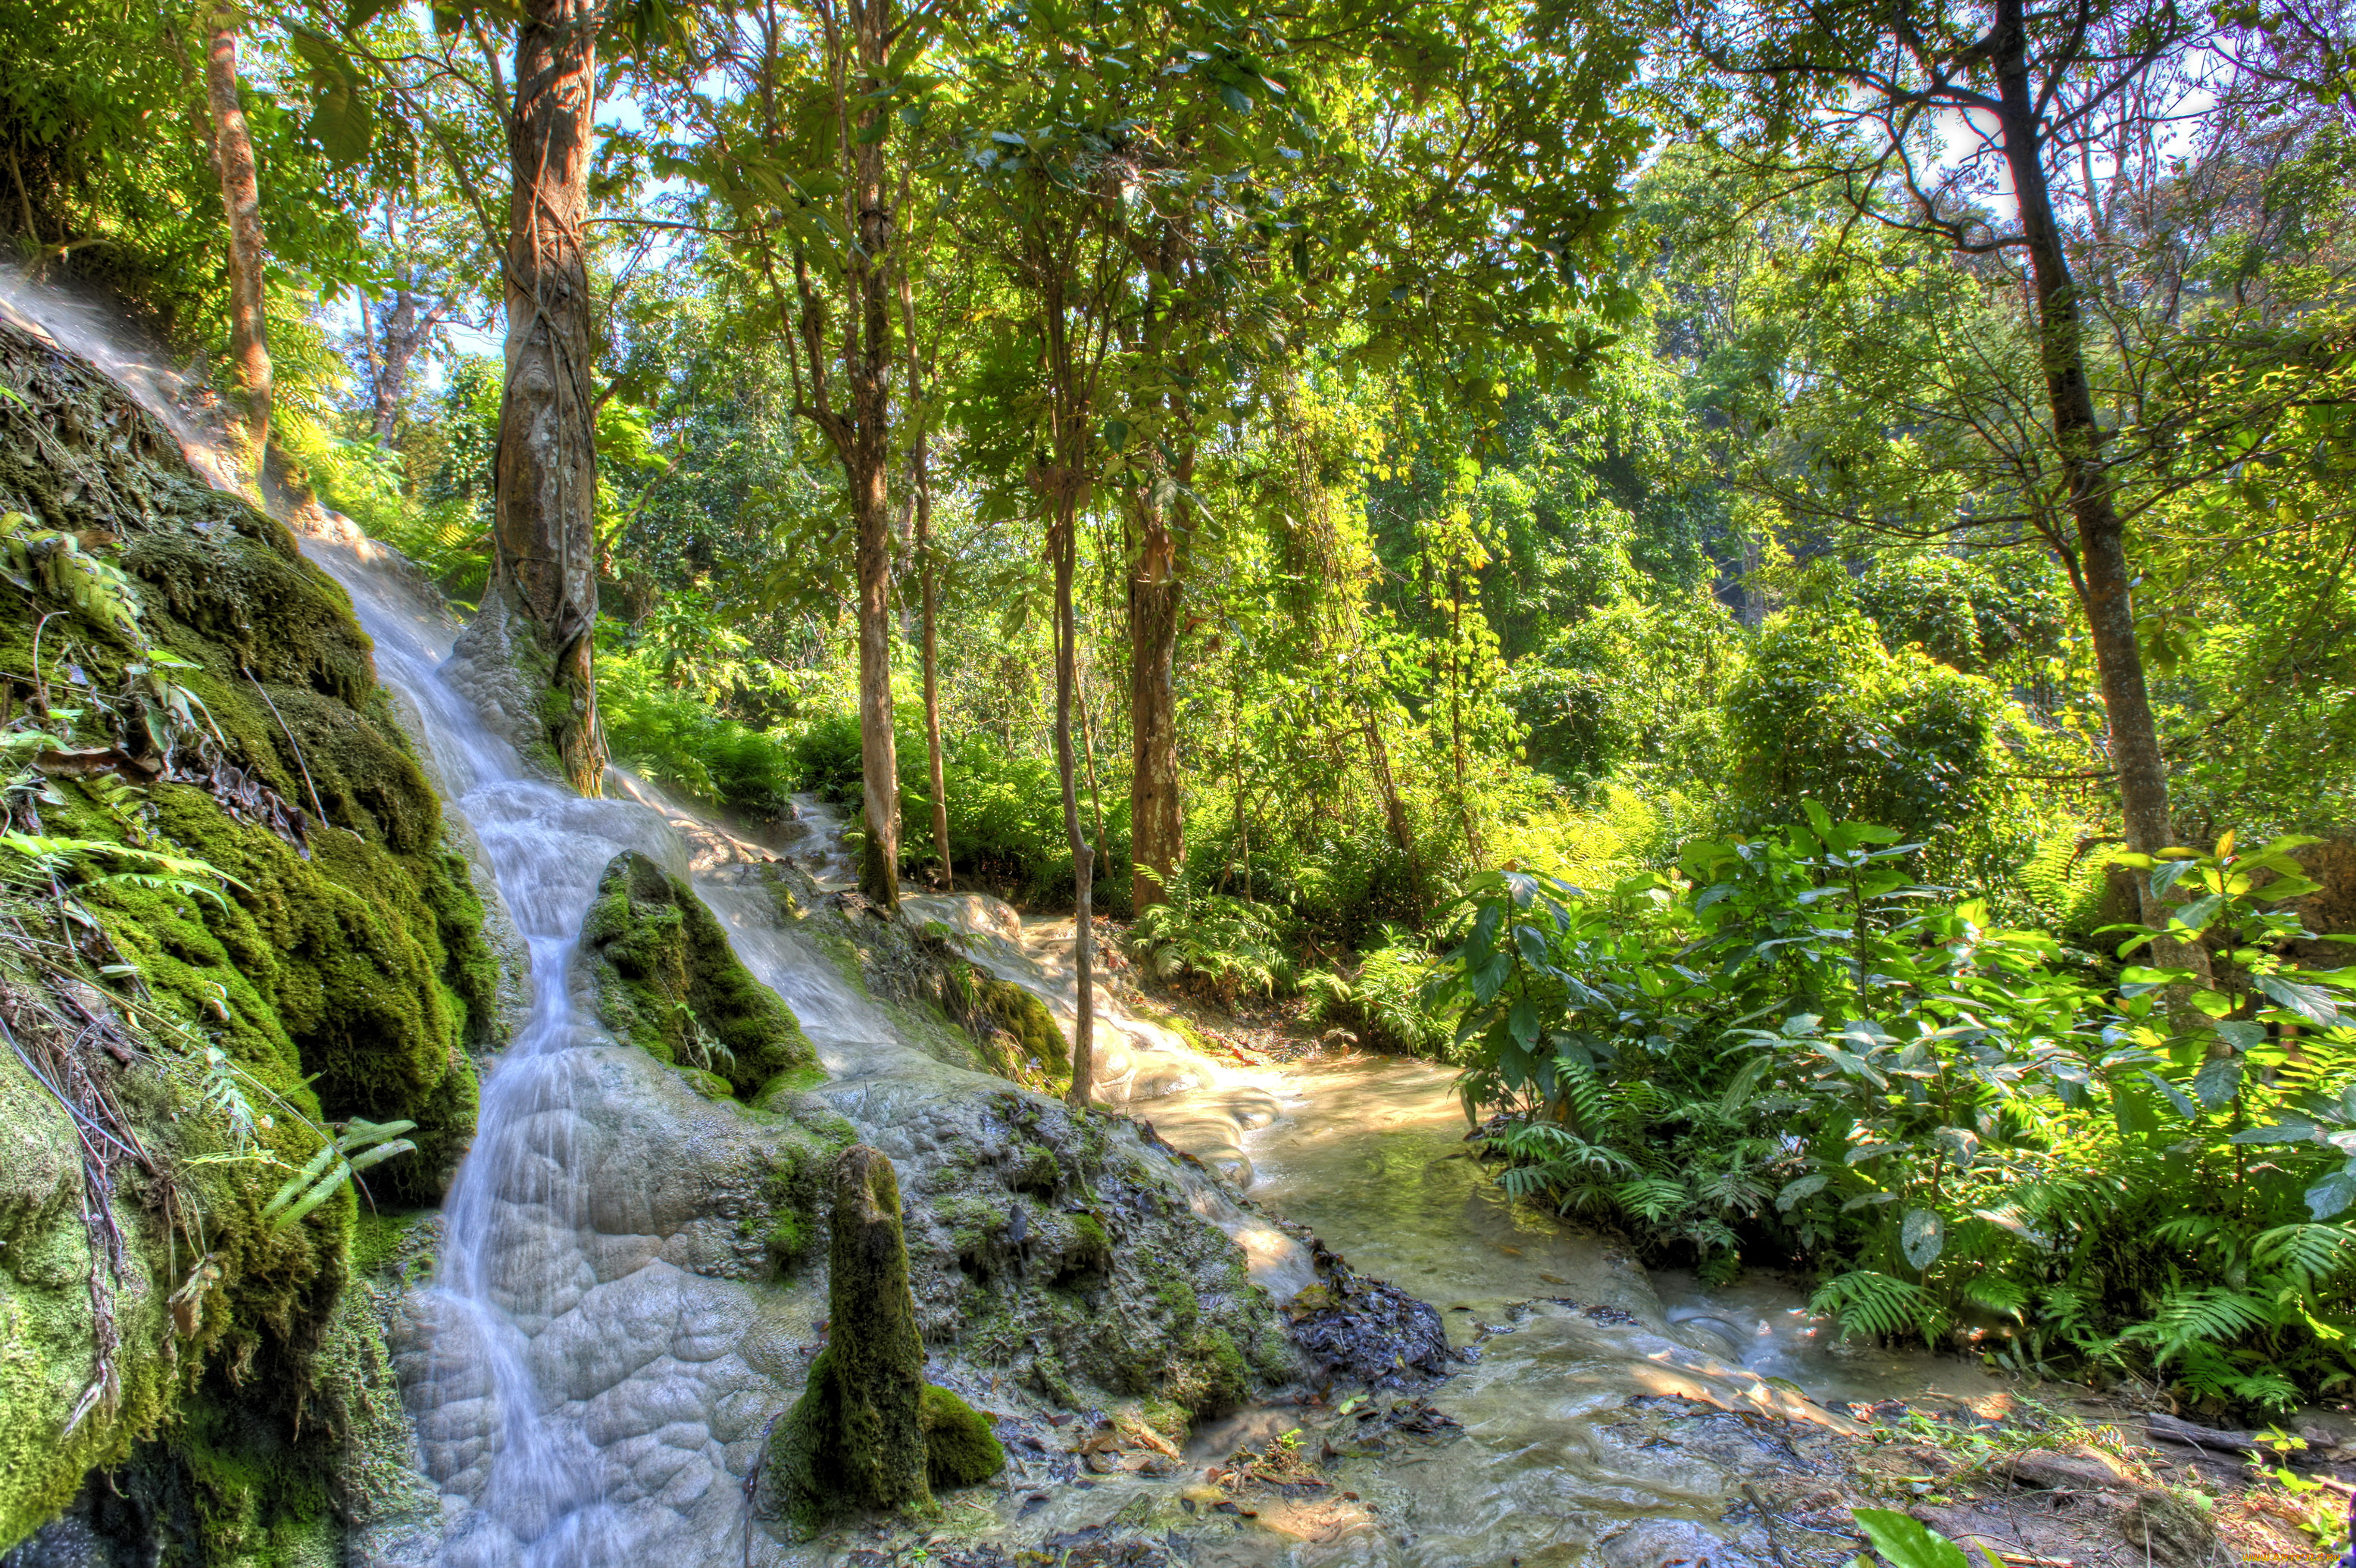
[316,543,697,1566]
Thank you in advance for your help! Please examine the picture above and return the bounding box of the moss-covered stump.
[578,850,817,1098]
[767,1145,933,1535]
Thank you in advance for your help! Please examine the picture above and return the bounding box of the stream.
[0,267,2007,1568]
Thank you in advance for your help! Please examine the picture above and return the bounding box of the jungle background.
[8,0,2356,1420]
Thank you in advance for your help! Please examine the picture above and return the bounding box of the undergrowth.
[1428,805,2356,1415]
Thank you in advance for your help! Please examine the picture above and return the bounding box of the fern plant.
[262,1119,418,1231]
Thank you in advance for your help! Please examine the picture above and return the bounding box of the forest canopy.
[8,0,2356,1412]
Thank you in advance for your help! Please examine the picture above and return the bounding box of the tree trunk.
[847,0,899,911]
[897,255,951,888]
[200,7,271,456]
[495,0,605,795]
[372,286,446,447]
[1990,0,2201,973]
[915,443,951,888]
[1127,486,1183,910]
[1052,501,1095,1106]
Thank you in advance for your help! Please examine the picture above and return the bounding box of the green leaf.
[1901,1207,1945,1271]
[1508,996,1539,1048]
[1851,1509,1970,1568]
[2307,1170,2356,1222]
[2260,975,2345,1028]
[1219,84,1254,115]
[2168,894,2223,933]
[2141,1070,2198,1119]
[1776,1173,1829,1210]
[2192,1056,2243,1111]
[2211,1020,2268,1052]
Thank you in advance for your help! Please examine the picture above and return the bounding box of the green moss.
[0,317,497,1551]
[757,1108,851,1273]
[55,782,482,1204]
[765,1210,813,1266]
[918,1386,1005,1490]
[945,962,1067,1090]
[579,851,817,1098]
[0,1070,175,1549]
[1061,1212,1112,1278]
[347,1209,423,1281]
[1011,1143,1061,1197]
[767,1147,930,1536]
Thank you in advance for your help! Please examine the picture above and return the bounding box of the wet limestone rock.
[768,1145,933,1534]
[578,850,817,1099]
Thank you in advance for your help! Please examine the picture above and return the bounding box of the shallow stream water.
[0,267,2008,1568]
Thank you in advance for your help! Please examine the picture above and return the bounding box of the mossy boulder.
[578,850,817,1098]
[0,315,493,1551]
[903,1090,1302,1427]
[945,962,1069,1092]
[919,1385,1004,1490]
[767,1145,932,1535]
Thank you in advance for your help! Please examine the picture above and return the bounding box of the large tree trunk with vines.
[492,0,605,795]
[1989,0,2202,976]
[200,7,270,456]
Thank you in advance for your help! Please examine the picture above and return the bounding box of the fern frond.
[2253,1224,2356,1285]
[1812,1270,1946,1341]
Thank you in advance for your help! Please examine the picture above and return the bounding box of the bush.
[1303,929,1454,1056]
[1430,809,2356,1410]
[1126,876,1297,1007]
[598,636,800,817]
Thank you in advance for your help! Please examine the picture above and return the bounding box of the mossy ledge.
[577,848,817,1098]
[0,318,494,1554]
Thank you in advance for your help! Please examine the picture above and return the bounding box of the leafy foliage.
[1430,808,2356,1405]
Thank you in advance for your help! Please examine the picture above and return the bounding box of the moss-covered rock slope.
[0,317,495,1553]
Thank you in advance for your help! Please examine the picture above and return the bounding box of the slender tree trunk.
[200,7,271,455]
[1052,501,1095,1104]
[1077,657,1108,867]
[494,0,605,795]
[1991,0,2201,975]
[1127,486,1183,910]
[898,267,952,888]
[915,444,951,887]
[845,0,899,910]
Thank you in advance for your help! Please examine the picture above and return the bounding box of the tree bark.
[1126,223,1189,912]
[1052,500,1095,1105]
[897,258,951,888]
[495,0,605,795]
[914,439,951,888]
[200,7,271,456]
[371,285,448,447]
[1127,483,1183,910]
[845,0,900,909]
[1989,0,2201,970]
